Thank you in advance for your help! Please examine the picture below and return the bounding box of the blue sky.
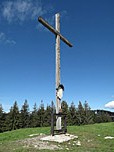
[0,0,114,112]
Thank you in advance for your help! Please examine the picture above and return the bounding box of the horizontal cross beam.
[38,17,73,47]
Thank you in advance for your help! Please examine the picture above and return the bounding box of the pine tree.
[51,101,56,114]
[50,101,56,126]
[37,100,45,127]
[12,101,20,130]
[0,104,4,132]
[30,103,38,127]
[61,101,69,114]
[83,101,94,124]
[20,100,30,128]
[77,101,85,125]
[61,100,69,125]
[94,111,112,123]
[4,101,20,131]
[4,111,11,131]
[44,104,52,127]
[69,102,76,125]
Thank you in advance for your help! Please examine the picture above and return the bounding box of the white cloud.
[2,1,13,23]
[0,32,16,45]
[6,39,16,45]
[0,32,6,42]
[2,0,47,23]
[105,101,114,109]
[0,32,5,41]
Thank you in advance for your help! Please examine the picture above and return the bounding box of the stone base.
[40,133,78,143]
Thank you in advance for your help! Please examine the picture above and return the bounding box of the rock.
[34,145,38,148]
[29,134,39,137]
[76,141,81,146]
[40,133,45,136]
[104,136,114,139]
[87,139,92,142]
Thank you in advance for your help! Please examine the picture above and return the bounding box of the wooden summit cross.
[38,13,72,131]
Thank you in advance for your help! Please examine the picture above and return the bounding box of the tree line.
[0,100,112,133]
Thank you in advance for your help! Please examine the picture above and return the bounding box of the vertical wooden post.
[38,13,73,134]
[55,13,61,130]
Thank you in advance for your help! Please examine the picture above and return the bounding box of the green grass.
[0,127,50,142]
[0,122,114,152]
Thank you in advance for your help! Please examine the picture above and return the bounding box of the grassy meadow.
[0,122,114,152]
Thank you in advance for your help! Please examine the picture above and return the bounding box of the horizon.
[0,0,114,112]
[1,99,114,113]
